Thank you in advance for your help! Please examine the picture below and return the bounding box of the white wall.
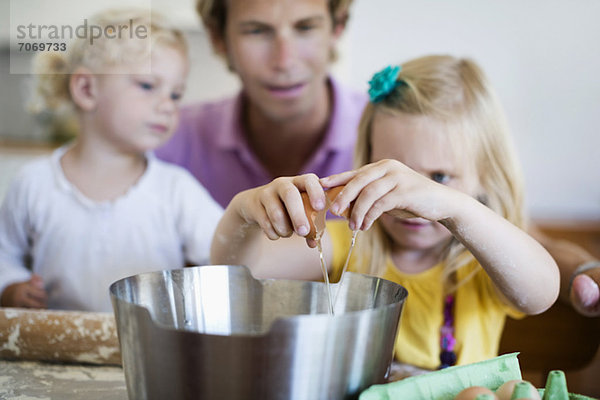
[340,0,600,221]
[150,0,600,220]
[2,0,599,220]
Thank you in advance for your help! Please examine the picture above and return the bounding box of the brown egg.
[495,380,540,400]
[302,186,347,240]
[454,386,497,400]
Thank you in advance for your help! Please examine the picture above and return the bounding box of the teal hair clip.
[368,65,401,103]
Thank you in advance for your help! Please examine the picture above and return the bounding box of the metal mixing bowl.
[110,265,407,400]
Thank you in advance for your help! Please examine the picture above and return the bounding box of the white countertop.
[0,360,127,399]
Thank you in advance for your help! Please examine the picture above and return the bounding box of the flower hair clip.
[368,65,402,103]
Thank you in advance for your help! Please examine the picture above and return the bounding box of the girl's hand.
[234,173,326,247]
[321,159,460,231]
[321,159,559,315]
[212,173,333,280]
[0,274,48,309]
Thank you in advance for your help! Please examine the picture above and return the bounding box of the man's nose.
[271,32,296,72]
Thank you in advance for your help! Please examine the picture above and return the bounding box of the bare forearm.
[441,194,559,315]
[210,197,265,270]
[210,193,325,280]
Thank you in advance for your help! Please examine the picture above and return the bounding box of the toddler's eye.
[138,82,153,91]
[171,92,182,101]
[431,172,450,184]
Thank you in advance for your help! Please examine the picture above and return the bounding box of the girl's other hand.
[321,159,457,231]
[235,173,326,247]
[0,274,48,308]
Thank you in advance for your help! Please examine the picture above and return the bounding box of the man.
[156,0,366,208]
[157,0,600,318]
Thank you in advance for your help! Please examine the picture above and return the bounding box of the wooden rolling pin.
[0,307,121,365]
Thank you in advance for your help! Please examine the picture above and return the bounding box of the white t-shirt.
[0,147,223,311]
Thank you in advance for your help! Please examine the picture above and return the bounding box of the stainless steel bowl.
[110,265,407,400]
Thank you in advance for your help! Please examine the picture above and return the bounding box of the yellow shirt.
[327,220,523,370]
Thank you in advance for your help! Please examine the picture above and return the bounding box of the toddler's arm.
[322,159,560,315]
[0,174,44,307]
[211,174,333,280]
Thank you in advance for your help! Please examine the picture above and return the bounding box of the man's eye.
[297,23,317,32]
[431,172,450,184]
[244,27,268,35]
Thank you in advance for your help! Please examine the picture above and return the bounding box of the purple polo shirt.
[156,77,368,208]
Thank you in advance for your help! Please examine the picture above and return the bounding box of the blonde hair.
[30,8,188,116]
[354,55,526,293]
[196,0,353,63]
[196,0,354,37]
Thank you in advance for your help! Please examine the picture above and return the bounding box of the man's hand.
[570,267,600,317]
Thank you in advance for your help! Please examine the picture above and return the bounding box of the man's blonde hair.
[196,0,354,38]
[354,55,526,293]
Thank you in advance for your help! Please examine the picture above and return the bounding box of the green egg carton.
[359,354,599,400]
[537,391,597,400]
[537,370,597,400]
[359,353,522,400]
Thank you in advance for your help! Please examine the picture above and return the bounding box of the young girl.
[0,9,222,312]
[211,55,560,370]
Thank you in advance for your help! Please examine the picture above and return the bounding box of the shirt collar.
[214,94,246,150]
[214,76,361,152]
[321,76,362,151]
[52,144,155,208]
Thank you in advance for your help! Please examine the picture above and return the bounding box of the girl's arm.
[210,174,334,280]
[439,195,559,315]
[322,159,560,315]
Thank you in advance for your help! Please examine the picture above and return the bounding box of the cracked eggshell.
[302,186,347,240]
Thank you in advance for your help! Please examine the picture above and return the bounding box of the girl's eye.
[431,172,450,184]
[171,92,182,101]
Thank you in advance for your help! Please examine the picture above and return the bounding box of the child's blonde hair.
[30,8,188,116]
[355,55,526,293]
